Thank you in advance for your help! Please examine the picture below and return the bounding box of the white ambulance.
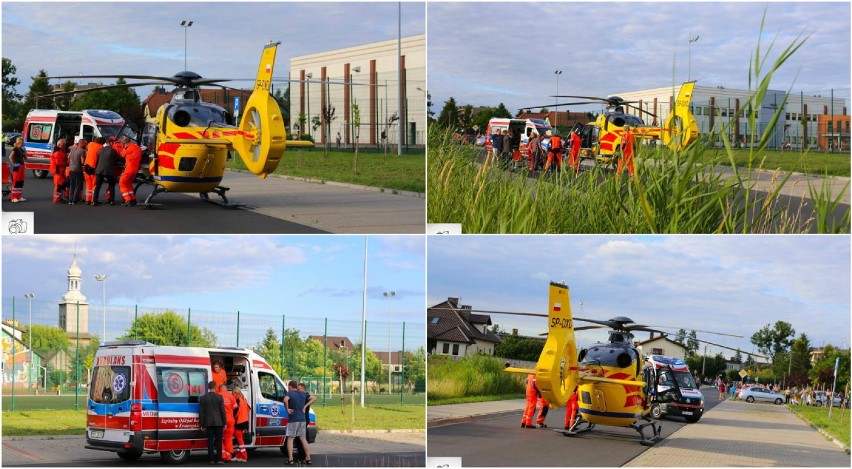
[21,109,125,178]
[85,341,317,464]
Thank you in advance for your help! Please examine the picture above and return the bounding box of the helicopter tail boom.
[661,81,699,151]
[229,42,287,178]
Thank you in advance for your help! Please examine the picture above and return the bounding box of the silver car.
[740,387,785,405]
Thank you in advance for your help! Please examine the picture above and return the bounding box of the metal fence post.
[236,310,240,347]
[186,308,191,347]
[281,314,292,376]
[11,297,15,410]
[134,305,138,341]
[401,321,405,404]
[323,317,328,406]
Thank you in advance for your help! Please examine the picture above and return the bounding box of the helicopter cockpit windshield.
[581,344,637,369]
[608,114,645,127]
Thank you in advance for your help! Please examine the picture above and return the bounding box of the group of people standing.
[199,361,316,465]
[6,135,142,206]
[487,126,636,177]
[521,374,580,431]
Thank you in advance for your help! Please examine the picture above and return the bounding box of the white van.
[85,341,317,464]
[21,109,125,177]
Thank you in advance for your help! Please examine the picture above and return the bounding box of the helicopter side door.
[140,122,158,171]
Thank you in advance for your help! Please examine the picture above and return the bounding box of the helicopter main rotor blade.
[37,81,168,99]
[521,101,604,110]
[625,104,658,118]
[47,74,179,82]
[630,324,743,338]
[428,306,548,318]
[689,336,769,359]
[553,95,611,101]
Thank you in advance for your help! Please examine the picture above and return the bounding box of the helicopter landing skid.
[559,417,594,436]
[200,186,245,209]
[630,415,662,446]
[142,184,168,209]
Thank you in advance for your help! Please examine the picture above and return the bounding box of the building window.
[652,348,664,355]
[430,317,439,324]
[442,343,449,354]
[828,122,834,132]
[452,344,459,356]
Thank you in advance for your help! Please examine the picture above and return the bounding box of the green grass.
[787,404,850,447]
[1,402,425,436]
[2,410,87,436]
[427,355,524,404]
[697,148,850,177]
[227,147,425,193]
[428,393,522,406]
[2,394,83,411]
[313,393,424,407]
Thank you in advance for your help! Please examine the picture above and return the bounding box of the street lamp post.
[701,345,708,378]
[95,274,107,342]
[180,20,193,70]
[554,70,562,122]
[688,35,700,81]
[383,291,395,393]
[24,293,34,391]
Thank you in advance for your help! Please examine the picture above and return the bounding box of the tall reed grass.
[427,11,849,234]
[427,355,525,403]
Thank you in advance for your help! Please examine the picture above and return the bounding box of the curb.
[787,406,851,454]
[229,169,425,198]
[427,409,519,428]
[4,429,425,440]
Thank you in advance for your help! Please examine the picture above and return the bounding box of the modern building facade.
[289,34,426,147]
[613,84,847,150]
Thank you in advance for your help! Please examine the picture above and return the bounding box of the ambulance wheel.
[650,404,663,420]
[117,450,143,461]
[33,169,48,179]
[160,449,190,464]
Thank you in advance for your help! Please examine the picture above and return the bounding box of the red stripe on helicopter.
[173,132,197,140]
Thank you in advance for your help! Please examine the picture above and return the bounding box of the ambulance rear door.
[152,347,210,452]
[88,347,133,445]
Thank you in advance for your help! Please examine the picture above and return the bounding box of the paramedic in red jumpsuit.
[568,130,582,173]
[50,139,68,203]
[617,125,636,178]
[118,136,141,206]
[564,387,580,430]
[218,384,236,461]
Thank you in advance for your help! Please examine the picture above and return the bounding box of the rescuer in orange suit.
[535,394,550,428]
[50,139,68,203]
[218,383,236,461]
[84,137,104,203]
[522,374,540,428]
[232,386,251,462]
[543,132,563,172]
[212,361,228,390]
[564,387,580,430]
[568,129,582,173]
[118,136,142,206]
[617,125,636,179]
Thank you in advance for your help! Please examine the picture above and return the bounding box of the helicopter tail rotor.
[230,42,287,178]
[536,282,578,409]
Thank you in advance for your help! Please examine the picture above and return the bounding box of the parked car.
[832,396,850,408]
[812,391,828,406]
[3,132,21,145]
[740,387,784,404]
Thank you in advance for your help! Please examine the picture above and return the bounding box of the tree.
[402,347,426,392]
[809,345,850,389]
[436,97,459,129]
[495,335,544,361]
[750,321,795,364]
[24,70,54,112]
[71,79,144,129]
[322,103,336,157]
[54,81,76,111]
[493,103,512,119]
[734,349,743,364]
[539,107,549,113]
[273,85,289,127]
[349,343,383,385]
[352,101,361,172]
[459,105,473,133]
[254,328,283,376]
[311,115,321,135]
[686,330,700,356]
[117,311,217,347]
[82,336,101,382]
[22,325,71,358]
[426,91,435,122]
[2,57,23,130]
[674,329,687,347]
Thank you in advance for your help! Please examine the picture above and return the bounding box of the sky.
[1,235,425,350]
[428,2,851,115]
[1,2,425,99]
[427,236,851,359]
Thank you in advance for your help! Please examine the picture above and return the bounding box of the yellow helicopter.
[42,42,312,206]
[528,82,700,167]
[451,281,763,445]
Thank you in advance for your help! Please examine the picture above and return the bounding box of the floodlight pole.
[360,237,368,407]
[95,274,107,342]
[397,2,403,156]
[554,70,562,121]
[180,20,194,70]
[384,291,395,393]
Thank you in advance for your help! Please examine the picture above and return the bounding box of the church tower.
[58,253,90,338]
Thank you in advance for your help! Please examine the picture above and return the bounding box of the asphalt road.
[3,432,424,467]
[2,175,327,234]
[426,387,722,467]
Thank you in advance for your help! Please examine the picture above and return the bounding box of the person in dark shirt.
[282,380,317,465]
[91,141,119,205]
[199,381,227,465]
